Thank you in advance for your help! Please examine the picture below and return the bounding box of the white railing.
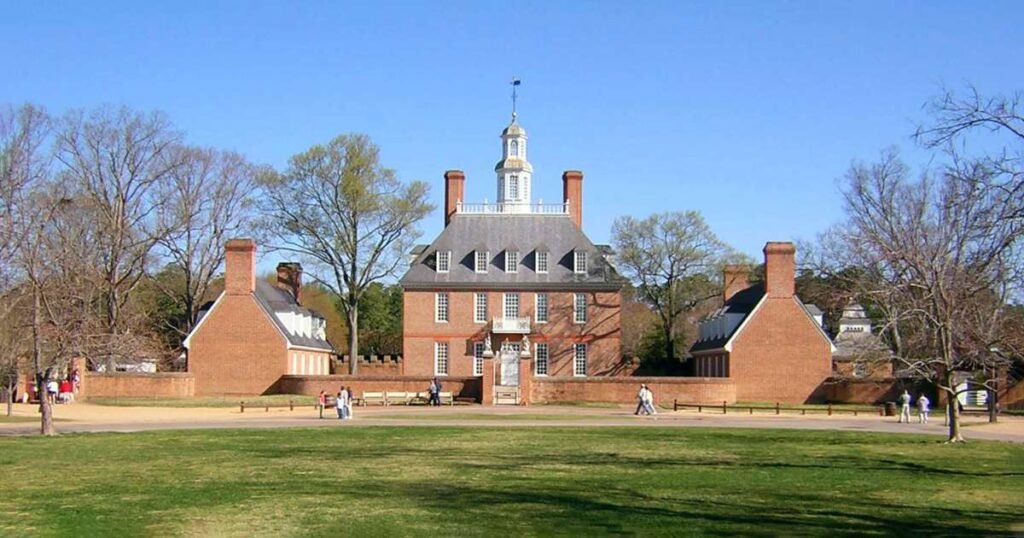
[492,317,532,334]
[457,200,569,215]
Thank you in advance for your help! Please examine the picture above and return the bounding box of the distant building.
[690,243,834,403]
[399,113,625,404]
[183,240,334,395]
[831,303,893,379]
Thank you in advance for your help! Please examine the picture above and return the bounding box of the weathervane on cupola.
[496,77,532,212]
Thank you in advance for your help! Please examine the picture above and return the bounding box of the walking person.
[344,386,354,420]
[429,378,442,406]
[339,389,352,420]
[634,384,648,415]
[917,394,930,424]
[643,385,657,416]
[898,390,912,423]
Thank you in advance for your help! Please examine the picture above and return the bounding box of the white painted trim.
[182,291,225,349]
[723,295,766,353]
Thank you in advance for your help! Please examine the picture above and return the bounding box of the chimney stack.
[723,265,750,302]
[276,262,303,304]
[763,242,796,298]
[562,170,583,228]
[444,170,465,227]
[224,239,256,295]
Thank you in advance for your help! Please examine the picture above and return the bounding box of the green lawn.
[0,428,1021,537]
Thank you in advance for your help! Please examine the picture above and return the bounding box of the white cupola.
[494,112,533,212]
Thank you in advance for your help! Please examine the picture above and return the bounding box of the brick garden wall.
[531,377,736,405]
[337,355,403,376]
[274,375,482,401]
[81,373,196,399]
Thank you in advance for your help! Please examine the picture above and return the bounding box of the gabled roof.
[689,284,834,354]
[253,280,333,351]
[400,213,625,291]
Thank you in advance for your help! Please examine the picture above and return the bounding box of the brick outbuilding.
[183,239,334,395]
[690,242,834,403]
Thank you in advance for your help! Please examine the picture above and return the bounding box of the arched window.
[510,139,519,157]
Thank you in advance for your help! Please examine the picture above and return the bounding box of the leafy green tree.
[258,134,433,372]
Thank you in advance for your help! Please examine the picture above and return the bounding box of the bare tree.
[156,146,257,337]
[826,148,1022,442]
[612,211,730,362]
[259,134,433,373]
[53,106,183,366]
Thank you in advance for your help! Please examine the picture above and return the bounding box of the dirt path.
[3,402,1022,443]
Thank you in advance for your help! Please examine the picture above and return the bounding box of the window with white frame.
[573,293,587,323]
[473,342,485,376]
[505,251,519,273]
[573,343,587,376]
[475,251,489,273]
[435,292,449,322]
[474,293,488,323]
[510,139,519,157]
[434,342,449,376]
[535,293,548,323]
[574,250,588,274]
[535,251,548,273]
[504,293,520,318]
[509,174,519,199]
[535,343,549,376]
[436,250,451,273]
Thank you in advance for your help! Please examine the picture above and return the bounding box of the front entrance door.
[499,343,521,386]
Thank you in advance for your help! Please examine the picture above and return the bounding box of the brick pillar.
[481,356,494,405]
[763,241,796,298]
[225,238,256,295]
[562,170,583,228]
[519,356,533,406]
[723,265,750,302]
[444,170,465,227]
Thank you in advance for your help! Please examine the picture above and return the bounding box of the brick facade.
[532,376,735,405]
[402,289,622,379]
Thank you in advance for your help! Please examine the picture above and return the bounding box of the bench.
[385,391,412,406]
[361,391,385,406]
[439,391,454,406]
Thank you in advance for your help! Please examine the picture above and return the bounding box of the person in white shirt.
[642,386,657,415]
[898,390,912,423]
[917,394,930,424]
[336,389,347,419]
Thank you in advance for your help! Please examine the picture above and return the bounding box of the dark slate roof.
[690,284,765,353]
[253,280,334,351]
[400,213,625,291]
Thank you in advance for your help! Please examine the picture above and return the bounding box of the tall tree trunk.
[663,324,674,363]
[347,306,359,375]
[32,287,54,436]
[5,382,12,417]
[987,367,998,423]
[944,371,963,443]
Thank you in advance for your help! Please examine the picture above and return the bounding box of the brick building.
[183,239,334,395]
[690,242,834,403]
[399,113,625,404]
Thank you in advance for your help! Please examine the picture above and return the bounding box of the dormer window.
[536,251,548,273]
[574,250,588,274]
[475,250,489,273]
[436,250,451,273]
[505,251,519,273]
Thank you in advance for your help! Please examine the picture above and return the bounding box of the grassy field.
[1,428,1021,537]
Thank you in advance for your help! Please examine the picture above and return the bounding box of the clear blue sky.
[3,1,1022,264]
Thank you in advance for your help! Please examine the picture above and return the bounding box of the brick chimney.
[723,265,750,302]
[276,262,303,304]
[444,170,465,227]
[562,170,583,228]
[225,239,256,295]
[763,241,796,298]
